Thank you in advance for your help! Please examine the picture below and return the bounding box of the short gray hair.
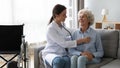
[78,9,94,25]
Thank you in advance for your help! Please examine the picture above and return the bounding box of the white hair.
[78,9,94,25]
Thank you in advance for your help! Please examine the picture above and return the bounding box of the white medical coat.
[42,21,77,65]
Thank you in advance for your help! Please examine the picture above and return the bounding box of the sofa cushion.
[86,58,114,68]
[96,30,119,58]
[100,59,120,68]
[118,31,120,59]
[39,50,45,68]
[34,45,45,68]
[118,48,120,59]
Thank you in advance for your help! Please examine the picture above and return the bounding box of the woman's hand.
[77,37,90,45]
[81,51,94,61]
[82,37,90,43]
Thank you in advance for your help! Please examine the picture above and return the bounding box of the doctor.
[42,4,90,68]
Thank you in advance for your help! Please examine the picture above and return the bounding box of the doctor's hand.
[82,37,90,43]
[77,37,90,45]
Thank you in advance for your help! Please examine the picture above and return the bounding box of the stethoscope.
[62,25,73,40]
[61,24,73,52]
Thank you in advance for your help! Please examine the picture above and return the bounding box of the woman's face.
[56,9,67,23]
[78,13,89,27]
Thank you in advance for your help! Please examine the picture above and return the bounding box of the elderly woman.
[69,9,104,68]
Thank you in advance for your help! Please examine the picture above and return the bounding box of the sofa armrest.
[34,45,45,68]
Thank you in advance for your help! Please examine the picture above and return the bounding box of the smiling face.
[77,9,94,30]
[78,13,89,28]
[56,9,67,23]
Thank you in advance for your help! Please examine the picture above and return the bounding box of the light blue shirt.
[69,27,104,58]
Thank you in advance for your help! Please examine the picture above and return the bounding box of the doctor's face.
[57,9,67,23]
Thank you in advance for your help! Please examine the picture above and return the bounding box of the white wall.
[13,0,72,43]
[85,0,120,22]
[0,0,13,24]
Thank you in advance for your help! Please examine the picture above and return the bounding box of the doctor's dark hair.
[48,4,66,25]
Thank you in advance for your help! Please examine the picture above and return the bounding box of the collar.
[79,27,91,33]
[52,21,64,29]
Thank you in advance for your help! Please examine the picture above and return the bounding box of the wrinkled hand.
[82,37,90,43]
[81,51,93,61]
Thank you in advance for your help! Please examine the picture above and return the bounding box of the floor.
[0,54,34,68]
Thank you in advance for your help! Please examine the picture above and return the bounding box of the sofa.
[34,30,120,68]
